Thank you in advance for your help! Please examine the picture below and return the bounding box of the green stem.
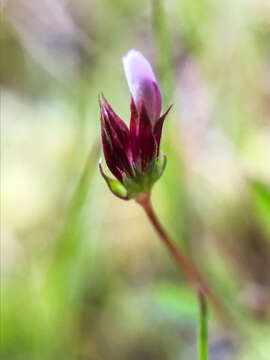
[198,291,208,360]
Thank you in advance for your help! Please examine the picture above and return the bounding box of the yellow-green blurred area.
[2,0,270,359]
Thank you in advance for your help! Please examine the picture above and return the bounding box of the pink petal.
[122,49,162,125]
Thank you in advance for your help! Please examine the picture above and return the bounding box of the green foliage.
[250,180,270,241]
[151,283,198,322]
[152,0,174,107]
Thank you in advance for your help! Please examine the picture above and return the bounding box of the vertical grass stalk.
[198,291,208,360]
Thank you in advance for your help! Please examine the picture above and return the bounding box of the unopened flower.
[99,49,171,200]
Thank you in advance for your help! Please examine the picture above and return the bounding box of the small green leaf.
[99,159,128,200]
[109,178,128,198]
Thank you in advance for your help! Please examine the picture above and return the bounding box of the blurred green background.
[2,0,270,359]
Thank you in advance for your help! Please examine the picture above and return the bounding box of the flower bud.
[99,50,172,200]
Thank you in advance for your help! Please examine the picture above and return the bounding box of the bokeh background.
[2,0,270,359]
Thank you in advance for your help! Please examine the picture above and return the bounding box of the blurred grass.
[250,180,270,242]
[2,0,270,359]
[152,0,174,107]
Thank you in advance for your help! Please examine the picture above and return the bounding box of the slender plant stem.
[136,193,210,294]
[136,192,237,329]
[198,291,208,360]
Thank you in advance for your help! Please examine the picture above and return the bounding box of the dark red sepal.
[99,95,134,179]
[129,97,139,163]
[101,122,124,182]
[153,104,172,154]
[137,103,156,172]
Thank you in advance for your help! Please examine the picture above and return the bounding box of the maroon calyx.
[99,94,171,183]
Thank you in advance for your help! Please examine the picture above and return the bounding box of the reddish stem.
[136,192,238,330]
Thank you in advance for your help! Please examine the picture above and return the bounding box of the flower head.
[99,49,171,200]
